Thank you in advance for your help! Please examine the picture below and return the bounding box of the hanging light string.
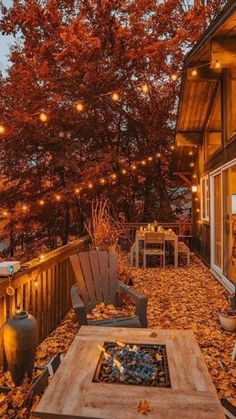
[0,56,226,134]
[0,143,197,219]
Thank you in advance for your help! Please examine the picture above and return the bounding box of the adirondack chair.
[70,251,148,328]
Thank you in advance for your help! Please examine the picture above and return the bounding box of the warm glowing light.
[111,174,117,180]
[196,208,200,213]
[131,164,137,170]
[148,156,153,161]
[192,185,198,193]
[34,279,38,288]
[170,145,175,150]
[39,112,48,122]
[215,60,221,69]
[171,74,178,81]
[191,69,198,77]
[22,205,28,211]
[189,151,193,156]
[141,160,146,166]
[75,102,84,112]
[55,194,61,201]
[190,162,194,167]
[111,92,119,102]
[100,178,106,185]
[194,197,199,202]
[121,169,127,175]
[156,152,161,158]
[198,220,203,224]
[0,124,5,134]
[39,254,45,261]
[75,187,82,194]
[88,182,93,189]
[2,211,8,217]
[39,200,45,206]
[192,174,197,179]
[141,83,149,93]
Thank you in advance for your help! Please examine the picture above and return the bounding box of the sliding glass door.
[212,173,222,272]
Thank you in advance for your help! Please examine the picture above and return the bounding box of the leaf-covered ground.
[0,255,235,418]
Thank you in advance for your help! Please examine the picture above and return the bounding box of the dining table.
[135,229,178,268]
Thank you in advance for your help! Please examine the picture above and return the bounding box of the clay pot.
[218,311,236,332]
[4,311,38,386]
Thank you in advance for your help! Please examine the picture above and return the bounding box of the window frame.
[201,175,210,222]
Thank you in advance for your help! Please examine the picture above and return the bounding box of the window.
[201,175,209,221]
[204,86,222,160]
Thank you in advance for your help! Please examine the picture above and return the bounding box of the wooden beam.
[174,173,192,186]
[211,37,236,68]
[187,65,221,81]
[176,132,202,146]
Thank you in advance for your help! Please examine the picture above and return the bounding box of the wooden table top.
[34,326,224,419]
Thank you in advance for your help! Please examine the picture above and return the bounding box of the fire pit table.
[34,326,224,419]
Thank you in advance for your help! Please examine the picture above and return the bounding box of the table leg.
[135,239,139,268]
[174,239,178,268]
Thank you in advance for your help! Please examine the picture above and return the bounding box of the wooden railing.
[122,222,192,248]
[0,236,90,367]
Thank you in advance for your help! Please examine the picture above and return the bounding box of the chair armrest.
[117,281,148,328]
[71,284,88,326]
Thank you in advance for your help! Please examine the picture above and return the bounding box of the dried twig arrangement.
[85,198,125,251]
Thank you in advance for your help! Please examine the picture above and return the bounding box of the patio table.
[33,326,224,419]
[135,229,178,268]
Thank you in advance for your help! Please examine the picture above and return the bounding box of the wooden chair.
[143,232,165,268]
[177,241,190,267]
[70,251,148,328]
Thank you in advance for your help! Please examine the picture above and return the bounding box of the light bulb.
[215,60,221,69]
[191,69,197,77]
[39,112,48,122]
[131,164,137,170]
[190,162,194,167]
[111,174,117,180]
[171,74,178,81]
[88,182,93,189]
[0,124,5,134]
[22,205,28,211]
[55,195,61,201]
[141,160,146,166]
[156,153,161,158]
[148,157,153,161]
[112,92,119,102]
[39,200,45,206]
[121,169,127,175]
[100,178,106,185]
[192,185,198,193]
[141,83,149,93]
[3,211,8,216]
[75,102,84,112]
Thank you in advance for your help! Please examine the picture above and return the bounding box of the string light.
[131,164,137,170]
[100,178,106,185]
[171,74,178,81]
[215,60,221,69]
[196,208,200,213]
[2,210,8,216]
[39,254,45,261]
[141,83,149,93]
[192,185,198,193]
[141,160,146,166]
[55,194,61,201]
[88,182,93,189]
[22,204,28,211]
[75,187,82,194]
[75,102,84,112]
[192,174,197,179]
[111,92,119,102]
[121,169,127,175]
[170,145,175,150]
[39,112,48,122]
[189,151,193,156]
[111,174,117,180]
[147,156,153,162]
[156,152,161,158]
[0,124,5,135]
[39,200,45,206]
[34,278,38,288]
[190,162,194,167]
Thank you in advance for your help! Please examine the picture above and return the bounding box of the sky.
[0,0,13,74]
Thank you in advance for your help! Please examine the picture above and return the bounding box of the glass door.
[212,173,222,272]
[224,166,236,284]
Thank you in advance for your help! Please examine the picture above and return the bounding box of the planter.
[218,310,236,332]
[3,311,38,386]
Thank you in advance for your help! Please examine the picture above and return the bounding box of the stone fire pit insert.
[34,326,225,419]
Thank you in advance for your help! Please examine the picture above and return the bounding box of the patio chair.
[143,232,165,268]
[70,251,148,328]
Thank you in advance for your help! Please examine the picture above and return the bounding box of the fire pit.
[34,327,225,419]
[94,341,171,387]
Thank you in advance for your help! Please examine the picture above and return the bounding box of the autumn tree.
[0,0,226,254]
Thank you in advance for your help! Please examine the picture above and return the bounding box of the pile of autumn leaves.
[0,255,235,417]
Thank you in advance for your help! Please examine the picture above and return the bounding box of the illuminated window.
[201,175,209,221]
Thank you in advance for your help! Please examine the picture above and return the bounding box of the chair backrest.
[145,232,165,244]
[70,251,117,312]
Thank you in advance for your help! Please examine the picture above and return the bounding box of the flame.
[113,358,124,373]
[97,345,111,360]
[116,340,125,347]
